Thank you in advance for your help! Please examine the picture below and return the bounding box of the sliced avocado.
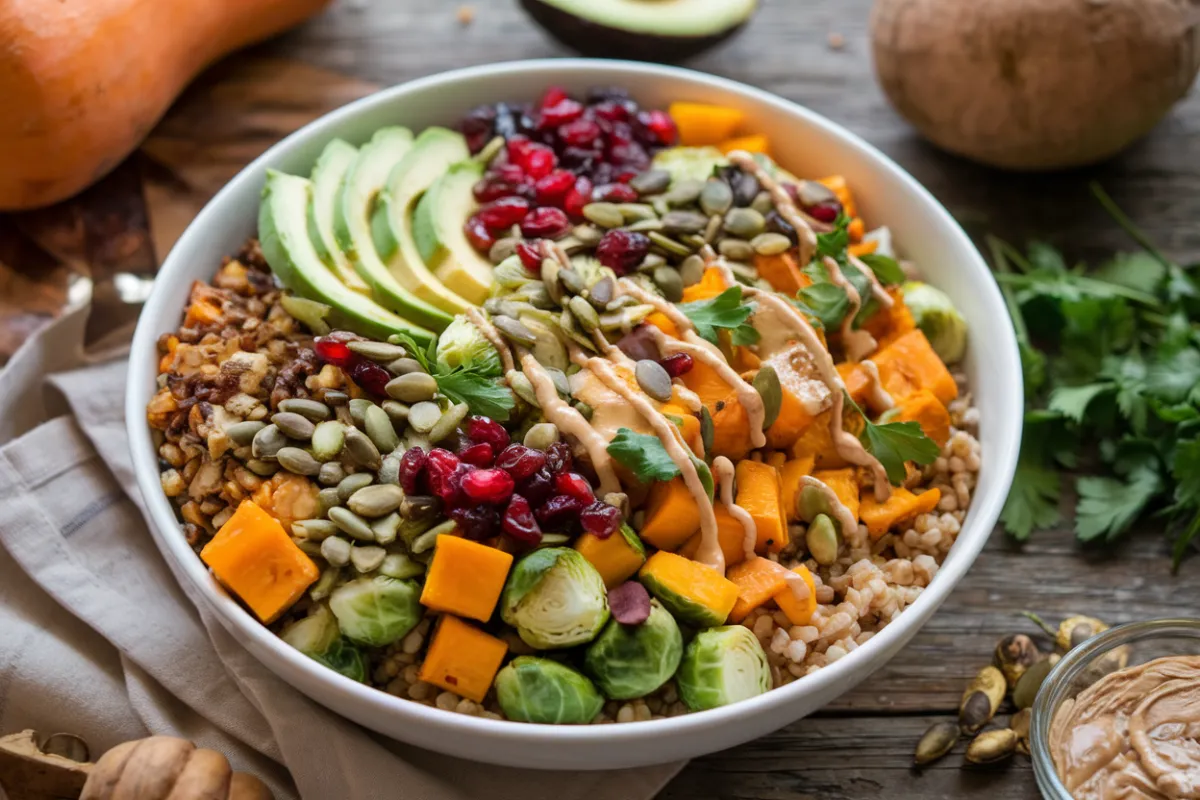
[333,128,453,332]
[258,170,435,346]
[371,127,473,314]
[412,160,494,305]
[652,146,729,187]
[520,0,756,63]
[306,139,371,295]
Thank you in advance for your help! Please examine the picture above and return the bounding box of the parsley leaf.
[1172,438,1200,509]
[391,332,434,373]
[858,253,906,285]
[607,428,682,483]
[815,213,851,260]
[435,370,515,421]
[1001,465,1062,541]
[1048,383,1113,424]
[1075,468,1162,542]
[678,286,756,346]
[796,280,849,330]
[862,419,942,485]
[1094,252,1166,295]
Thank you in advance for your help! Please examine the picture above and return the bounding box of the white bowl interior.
[126,59,1022,770]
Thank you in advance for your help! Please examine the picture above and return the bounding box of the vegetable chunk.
[773,565,818,626]
[420,534,514,622]
[668,102,745,146]
[419,614,508,702]
[735,460,789,553]
[678,502,750,568]
[640,551,739,628]
[873,329,958,405]
[575,525,647,588]
[860,487,942,539]
[894,389,952,447]
[639,477,702,551]
[727,558,789,623]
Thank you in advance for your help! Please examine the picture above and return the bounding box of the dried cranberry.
[313,337,352,367]
[539,85,569,110]
[765,210,799,245]
[496,444,546,481]
[458,442,495,468]
[534,169,575,206]
[659,352,694,378]
[466,416,510,453]
[478,197,531,230]
[807,201,842,223]
[459,104,496,154]
[515,241,544,273]
[544,441,574,474]
[538,98,584,129]
[607,142,650,171]
[462,468,516,504]
[536,494,584,528]
[449,505,499,541]
[520,207,570,239]
[506,136,535,169]
[348,359,391,396]
[425,448,465,503]
[560,147,602,173]
[640,109,679,147]
[580,501,622,539]
[592,183,639,203]
[558,118,602,148]
[608,581,651,625]
[590,100,632,123]
[516,143,556,180]
[473,176,520,203]
[501,494,542,546]
[496,162,526,183]
[555,472,595,505]
[397,447,428,494]
[595,229,650,275]
[464,215,496,252]
[563,176,593,219]
[615,169,639,184]
[519,468,555,506]
[605,121,634,148]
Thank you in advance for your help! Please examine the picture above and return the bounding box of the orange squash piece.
[765,366,821,449]
[766,451,787,470]
[862,289,916,352]
[678,503,749,569]
[773,565,818,626]
[860,487,941,540]
[680,267,729,303]
[727,558,793,622]
[731,345,761,373]
[200,500,319,624]
[817,175,858,219]
[640,477,702,551]
[575,526,646,588]
[837,362,871,408]
[735,460,788,554]
[848,240,879,258]
[873,329,958,405]
[661,400,702,454]
[895,389,952,447]
[811,468,860,523]
[644,311,680,339]
[718,134,769,155]
[639,551,740,627]
[420,534,513,622]
[754,252,809,295]
[668,102,745,146]
[683,359,753,461]
[847,217,865,243]
[780,455,816,522]
[419,615,508,702]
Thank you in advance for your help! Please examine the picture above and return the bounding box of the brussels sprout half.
[495,656,605,724]
[329,575,422,647]
[501,547,610,649]
[902,281,968,364]
[584,599,683,700]
[435,315,503,376]
[677,625,771,712]
[280,605,367,682]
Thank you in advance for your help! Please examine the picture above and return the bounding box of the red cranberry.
[496,444,546,481]
[348,359,391,396]
[615,169,639,184]
[538,98,584,129]
[449,505,499,541]
[807,201,842,223]
[473,176,519,203]
[501,495,542,546]
[640,109,679,146]
[544,441,574,475]
[506,136,535,168]
[519,468,555,506]
[425,448,465,503]
[397,447,428,494]
[458,442,494,468]
[595,229,650,275]
[782,183,802,205]
[580,501,622,539]
[608,581,651,624]
[515,241,544,272]
[516,143,556,179]
[536,494,584,528]
[313,337,352,367]
[466,416,510,453]
[478,197,531,229]
[555,472,595,505]
[659,352,694,378]
[534,169,575,206]
[459,104,496,154]
[520,207,570,239]
[590,100,632,123]
[592,183,639,203]
[558,118,602,148]
[462,468,516,504]
[496,162,526,183]
[539,85,569,109]
[464,215,496,251]
[608,142,650,171]
[563,176,593,219]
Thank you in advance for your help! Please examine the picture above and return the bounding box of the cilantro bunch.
[996,184,1200,567]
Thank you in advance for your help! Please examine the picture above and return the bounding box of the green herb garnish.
[393,329,515,421]
[678,286,758,346]
[844,393,940,485]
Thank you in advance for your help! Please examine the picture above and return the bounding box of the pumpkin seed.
[309,567,341,601]
[412,519,457,553]
[524,422,560,451]
[959,666,1006,733]
[275,446,319,476]
[703,213,723,243]
[964,729,1017,765]
[348,398,373,427]
[700,179,734,216]
[724,207,766,239]
[729,170,760,206]
[246,459,278,477]
[350,545,386,574]
[525,316,570,368]
[680,255,706,287]
[797,484,835,522]
[753,365,783,429]
[635,359,673,402]
[653,267,684,302]
[637,253,667,273]
[797,179,837,207]
[618,204,657,224]
[344,427,382,470]
[568,295,601,332]
[573,401,594,420]
[328,506,376,542]
[272,412,315,440]
[292,519,339,541]
[404,431,432,452]
[494,257,533,288]
[318,461,347,486]
[994,634,1041,687]
[509,372,540,407]
[664,178,703,207]
[429,402,469,443]
[588,275,615,308]
[582,202,625,229]
[629,169,671,196]
[347,483,405,518]
[382,400,410,427]
[806,515,840,565]
[387,358,425,377]
[279,295,332,335]
[474,135,505,165]
[371,512,402,545]
[751,232,793,256]
[728,260,760,284]
[385,372,437,403]
[364,404,401,453]
[603,491,630,518]
[541,257,564,305]
[545,367,571,396]
[648,232,691,258]
[380,552,425,579]
[279,398,332,422]
[492,315,537,347]
[572,224,602,247]
[318,486,343,514]
[323,390,349,406]
[320,536,352,567]
[559,267,587,296]
[227,420,266,447]
[718,238,755,261]
[489,237,520,264]
[348,341,408,363]
[311,420,346,461]
[377,454,400,487]
[627,218,665,234]
[700,406,714,454]
[914,721,959,767]
[661,210,708,236]
[251,424,286,459]
[1013,656,1058,709]
[407,401,442,433]
[750,190,774,215]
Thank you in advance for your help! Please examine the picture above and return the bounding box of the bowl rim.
[126,57,1023,749]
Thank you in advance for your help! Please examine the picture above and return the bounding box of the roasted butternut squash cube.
[419,615,508,702]
[644,311,680,339]
[420,534,513,622]
[873,329,958,405]
[817,175,858,219]
[862,289,916,351]
[764,364,822,450]
[860,487,941,540]
[717,134,770,155]
[200,500,319,624]
[755,251,810,296]
[894,389,952,447]
[781,455,817,522]
[773,565,818,626]
[811,468,860,524]
[735,460,789,553]
[668,102,745,146]
[680,266,729,303]
[639,477,702,552]
[678,503,749,569]
[727,558,790,623]
[640,551,739,628]
[575,525,646,589]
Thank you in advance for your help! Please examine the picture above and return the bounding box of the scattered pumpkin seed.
[387,358,425,376]
[400,494,438,522]
[492,315,537,347]
[582,202,625,229]
[279,398,332,423]
[350,545,386,574]
[318,461,347,487]
[251,424,286,459]
[344,427,382,470]
[637,253,667,273]
[364,404,401,453]
[648,231,691,258]
[617,203,657,222]
[412,520,457,553]
[797,180,837,207]
[509,372,540,407]
[806,515,840,565]
[272,411,315,440]
[407,401,442,433]
[545,367,571,397]
[489,237,520,264]
[699,179,734,216]
[380,552,425,579]
[664,178,704,207]
[292,519,339,541]
[753,365,783,429]
[541,257,564,305]
[700,406,715,454]
[328,506,376,542]
[588,275,615,307]
[661,210,708,235]
[568,295,601,332]
[429,402,469,443]
[914,721,959,767]
[994,634,1041,687]
[653,266,684,302]
[627,218,665,233]
[323,390,349,406]
[680,234,708,250]
[309,567,341,601]
[959,666,1006,733]
[703,214,723,243]
[538,533,572,547]
[378,453,401,486]
[1013,656,1058,709]
[311,420,346,462]
[603,491,630,518]
[347,483,405,518]
[246,458,278,477]
[724,207,766,239]
[680,255,706,287]
[751,232,793,256]
[227,420,266,447]
[318,487,343,514]
[524,422,560,451]
[320,536,352,567]
[559,267,587,296]
[964,729,1017,765]
[718,238,756,261]
[347,340,409,362]
[629,169,671,196]
[348,398,374,427]
[635,359,673,403]
[798,484,834,523]
[385,372,437,403]
[572,224,602,248]
[337,472,374,501]
[382,400,410,427]
[750,190,774,215]
[370,512,402,546]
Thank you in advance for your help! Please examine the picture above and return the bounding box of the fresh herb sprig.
[607,427,715,501]
[798,214,904,330]
[392,332,515,421]
[678,285,760,346]
[844,392,941,485]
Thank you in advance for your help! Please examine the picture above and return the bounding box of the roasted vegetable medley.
[147,87,980,724]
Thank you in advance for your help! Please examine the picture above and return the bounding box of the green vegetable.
[606,428,713,500]
[678,286,759,346]
[280,605,366,682]
[583,599,683,700]
[500,548,610,649]
[902,281,968,363]
[328,575,422,647]
[676,625,771,711]
[435,315,502,376]
[494,656,605,724]
[393,323,515,421]
[859,253,906,286]
[845,393,940,485]
[797,219,881,330]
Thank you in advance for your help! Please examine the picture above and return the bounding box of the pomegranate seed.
[534,169,575,206]
[462,468,516,504]
[555,472,595,505]
[520,144,557,179]
[544,441,574,475]
[519,468,555,506]
[473,176,520,203]
[464,215,496,251]
[536,494,584,528]
[496,162,526,183]
[501,495,542,546]
[595,229,650,275]
[807,201,842,223]
[449,505,499,541]
[348,359,391,396]
[466,416,510,453]
[659,352,694,378]
[458,442,495,468]
[313,337,353,367]
[478,197,531,229]
[558,118,602,148]
[515,241,544,273]
[425,448,465,504]
[520,207,570,239]
[397,447,428,494]
[641,109,679,146]
[538,98,584,129]
[592,183,639,203]
[539,85,569,110]
[507,136,535,167]
[563,176,593,219]
[496,444,546,481]
[580,501,623,539]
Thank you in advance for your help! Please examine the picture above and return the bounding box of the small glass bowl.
[1030,618,1200,799]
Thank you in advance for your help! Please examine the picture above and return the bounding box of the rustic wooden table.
[3,1,1198,797]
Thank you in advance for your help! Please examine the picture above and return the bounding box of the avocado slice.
[652,146,729,187]
[306,139,371,295]
[333,128,453,332]
[520,0,757,63]
[371,127,473,314]
[412,160,494,305]
[258,170,435,346]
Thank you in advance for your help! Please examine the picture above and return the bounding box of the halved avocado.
[412,160,494,305]
[332,128,453,332]
[306,139,371,295]
[371,127,473,315]
[521,0,757,62]
[258,170,434,346]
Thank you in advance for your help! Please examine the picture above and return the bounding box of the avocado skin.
[520,0,750,63]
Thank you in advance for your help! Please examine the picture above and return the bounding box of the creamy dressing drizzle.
[799,475,862,548]
[848,252,895,308]
[823,256,877,363]
[859,359,894,411]
[726,150,824,265]
[466,307,515,374]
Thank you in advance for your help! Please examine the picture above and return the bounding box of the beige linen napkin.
[0,308,684,800]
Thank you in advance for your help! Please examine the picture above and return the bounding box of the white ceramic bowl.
[126,59,1022,770]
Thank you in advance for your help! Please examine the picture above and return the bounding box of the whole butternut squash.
[0,0,330,210]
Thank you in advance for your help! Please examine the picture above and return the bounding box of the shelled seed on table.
[349,398,374,427]
[351,545,386,574]
[429,403,469,443]
[311,420,346,461]
[387,358,425,376]
[407,402,443,434]
[347,340,409,362]
[318,461,347,487]
[347,484,405,518]
[277,447,321,476]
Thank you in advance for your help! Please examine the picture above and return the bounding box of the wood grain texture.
[0,0,1197,796]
